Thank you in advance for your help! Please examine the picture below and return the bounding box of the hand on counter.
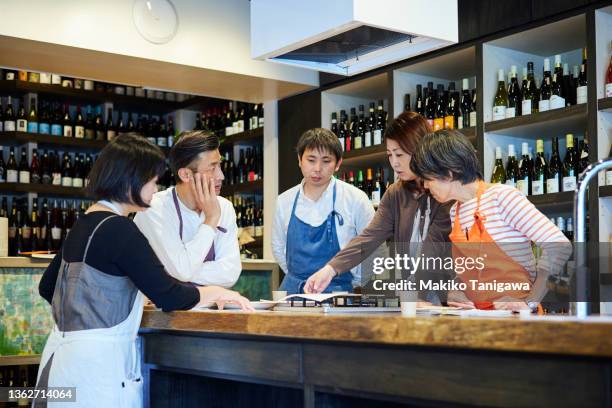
[190,172,221,228]
[493,296,529,312]
[198,286,255,311]
[447,290,475,309]
[304,264,336,294]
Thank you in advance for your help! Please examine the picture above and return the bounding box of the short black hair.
[169,130,219,180]
[410,129,483,183]
[86,133,165,207]
[296,128,342,161]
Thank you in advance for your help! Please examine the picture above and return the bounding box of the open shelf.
[527,191,574,212]
[0,183,87,197]
[484,104,587,138]
[0,131,107,150]
[598,97,612,113]
[0,355,41,366]
[220,179,263,196]
[0,80,205,115]
[600,185,612,198]
[220,127,263,147]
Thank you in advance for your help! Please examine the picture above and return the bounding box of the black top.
[40,211,200,312]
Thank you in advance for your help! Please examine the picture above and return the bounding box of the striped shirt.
[450,184,571,282]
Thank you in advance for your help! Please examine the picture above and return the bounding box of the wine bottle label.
[505,179,515,188]
[63,126,73,137]
[373,129,382,145]
[16,119,27,132]
[0,122,3,131]
[371,190,381,207]
[258,117,264,127]
[39,73,51,83]
[469,112,477,127]
[538,100,550,112]
[51,227,62,240]
[51,124,62,136]
[42,174,52,184]
[532,180,544,195]
[62,176,73,187]
[354,137,362,149]
[4,120,16,131]
[492,106,506,121]
[22,226,31,240]
[84,80,94,90]
[444,116,454,129]
[51,75,62,85]
[255,225,263,237]
[31,173,41,184]
[516,179,529,196]
[235,120,245,133]
[147,137,156,144]
[338,137,345,151]
[576,86,587,104]
[606,170,612,186]
[52,173,62,185]
[27,122,39,133]
[85,129,95,139]
[74,126,85,138]
[606,83,612,98]
[0,171,4,182]
[7,170,18,183]
[433,118,444,130]
[6,72,15,80]
[521,100,532,115]
[505,107,516,119]
[549,95,565,110]
[580,150,588,160]
[546,177,559,193]
[225,126,234,136]
[39,123,50,134]
[107,130,116,141]
[562,176,576,192]
[8,227,16,239]
[72,177,83,188]
[19,171,30,184]
[250,117,257,129]
[364,131,372,147]
[157,137,167,147]
[167,136,174,147]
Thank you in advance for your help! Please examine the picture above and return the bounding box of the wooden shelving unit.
[484,104,587,137]
[0,354,41,366]
[220,127,263,147]
[527,191,574,211]
[0,182,87,198]
[220,179,263,196]
[0,131,107,150]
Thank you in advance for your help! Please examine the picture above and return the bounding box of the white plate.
[221,301,277,310]
[31,254,56,260]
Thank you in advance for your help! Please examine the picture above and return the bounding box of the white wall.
[0,0,318,87]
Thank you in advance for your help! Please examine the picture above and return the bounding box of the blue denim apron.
[280,183,353,294]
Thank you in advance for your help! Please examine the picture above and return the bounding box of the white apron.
[34,211,145,408]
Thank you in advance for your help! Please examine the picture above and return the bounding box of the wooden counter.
[139,310,612,407]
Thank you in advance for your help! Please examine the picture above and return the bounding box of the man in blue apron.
[134,131,241,287]
[271,128,375,294]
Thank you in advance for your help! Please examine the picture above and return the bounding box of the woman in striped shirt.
[410,129,572,311]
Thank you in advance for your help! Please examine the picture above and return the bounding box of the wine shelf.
[598,97,612,113]
[599,185,612,198]
[526,191,574,211]
[0,80,208,115]
[220,179,263,196]
[0,131,107,150]
[484,104,587,138]
[0,355,41,367]
[220,127,263,147]
[341,144,387,167]
[0,182,87,198]
[243,236,264,248]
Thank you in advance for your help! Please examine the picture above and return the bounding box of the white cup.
[272,290,287,301]
[400,301,417,317]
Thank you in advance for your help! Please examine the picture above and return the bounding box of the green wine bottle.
[491,147,506,184]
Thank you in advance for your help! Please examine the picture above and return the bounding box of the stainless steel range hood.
[250,0,458,76]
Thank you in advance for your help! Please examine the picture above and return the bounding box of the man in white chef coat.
[134,130,241,287]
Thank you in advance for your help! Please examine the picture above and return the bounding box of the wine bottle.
[61,153,73,187]
[84,106,95,140]
[0,103,4,132]
[606,40,612,97]
[553,54,564,96]
[27,96,39,133]
[532,139,547,196]
[354,105,365,149]
[30,201,41,252]
[491,146,506,184]
[522,62,535,115]
[63,105,73,137]
[74,106,85,138]
[338,110,347,151]
[539,59,552,112]
[374,100,385,145]
[39,101,50,134]
[18,148,30,184]
[415,85,424,116]
[372,167,383,207]
[330,112,338,136]
[469,89,477,127]
[506,65,521,118]
[562,63,574,106]
[167,116,176,147]
[16,102,27,132]
[516,142,531,196]
[4,97,16,131]
[444,92,455,129]
[51,103,63,136]
[576,49,587,104]
[365,103,375,147]
[578,135,589,175]
[562,134,577,192]
[433,89,445,131]
[492,69,508,121]
[6,147,18,183]
[30,148,41,184]
[72,154,84,188]
[505,144,519,188]
[459,79,471,128]
[41,150,51,184]
[550,73,565,110]
[51,152,62,186]
[106,108,116,141]
[0,147,5,183]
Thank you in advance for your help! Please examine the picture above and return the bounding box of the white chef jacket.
[272,177,375,286]
[134,186,241,287]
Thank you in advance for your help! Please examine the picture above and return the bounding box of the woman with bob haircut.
[304,111,453,301]
[410,129,572,311]
[35,133,253,408]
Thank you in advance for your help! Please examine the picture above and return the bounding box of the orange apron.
[449,182,532,309]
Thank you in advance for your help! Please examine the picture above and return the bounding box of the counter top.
[141,309,612,358]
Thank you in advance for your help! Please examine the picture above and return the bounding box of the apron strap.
[82,215,119,264]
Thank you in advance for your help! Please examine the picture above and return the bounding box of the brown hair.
[384,111,432,192]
